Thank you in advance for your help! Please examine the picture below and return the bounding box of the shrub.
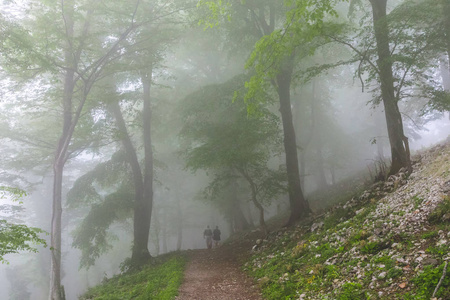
[337,282,367,300]
[411,263,450,299]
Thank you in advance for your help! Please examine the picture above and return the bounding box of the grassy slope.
[79,253,186,300]
[79,141,449,300]
[245,141,450,300]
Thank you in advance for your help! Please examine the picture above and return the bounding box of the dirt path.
[175,244,263,300]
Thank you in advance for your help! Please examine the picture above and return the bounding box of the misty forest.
[1,0,450,299]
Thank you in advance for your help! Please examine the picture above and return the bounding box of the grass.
[243,148,450,299]
[80,254,186,300]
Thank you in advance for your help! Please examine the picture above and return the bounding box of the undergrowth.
[244,143,450,299]
[79,254,186,300]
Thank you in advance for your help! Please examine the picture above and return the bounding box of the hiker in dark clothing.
[212,226,221,247]
[203,226,213,249]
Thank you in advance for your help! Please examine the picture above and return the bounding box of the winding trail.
[175,244,263,300]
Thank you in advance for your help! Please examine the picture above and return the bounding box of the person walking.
[212,226,221,247]
[203,226,213,249]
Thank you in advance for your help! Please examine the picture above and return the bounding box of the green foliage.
[72,188,134,269]
[243,0,344,112]
[412,195,424,209]
[411,263,450,299]
[426,244,449,258]
[0,187,46,263]
[428,196,450,224]
[197,0,231,29]
[360,241,382,255]
[337,282,366,300]
[67,150,129,209]
[323,207,351,230]
[386,267,403,280]
[180,74,286,211]
[349,230,370,245]
[0,220,47,263]
[80,254,186,300]
[421,231,438,240]
[420,89,450,116]
[0,186,27,202]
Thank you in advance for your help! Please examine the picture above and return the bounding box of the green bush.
[337,282,367,300]
[360,242,380,254]
[421,231,438,239]
[411,263,450,299]
[387,267,403,279]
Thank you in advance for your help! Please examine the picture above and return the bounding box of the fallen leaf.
[399,282,407,289]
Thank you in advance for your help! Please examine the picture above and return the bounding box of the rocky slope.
[245,140,450,300]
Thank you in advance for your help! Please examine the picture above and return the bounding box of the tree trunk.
[176,198,182,251]
[233,203,250,231]
[369,0,410,175]
[440,56,450,91]
[50,2,76,296]
[330,165,336,186]
[131,71,154,264]
[152,210,160,256]
[109,99,149,264]
[440,4,450,119]
[245,202,255,227]
[443,0,450,74]
[315,144,328,189]
[239,168,267,235]
[162,207,168,253]
[50,160,64,300]
[276,61,311,225]
[230,180,250,231]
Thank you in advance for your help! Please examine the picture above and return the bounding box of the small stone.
[422,258,439,266]
[311,222,324,232]
[437,239,447,246]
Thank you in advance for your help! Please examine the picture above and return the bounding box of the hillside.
[79,140,449,300]
[245,140,450,299]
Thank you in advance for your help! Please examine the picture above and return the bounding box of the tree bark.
[443,0,450,74]
[369,0,410,175]
[130,71,154,264]
[228,179,249,232]
[440,56,450,91]
[50,2,76,298]
[176,197,182,251]
[276,61,311,225]
[49,2,138,296]
[245,202,255,227]
[238,168,267,235]
[442,0,450,119]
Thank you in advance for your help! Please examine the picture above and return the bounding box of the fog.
[0,1,449,299]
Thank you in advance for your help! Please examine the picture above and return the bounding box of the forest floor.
[175,234,265,300]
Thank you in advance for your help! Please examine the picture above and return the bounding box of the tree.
[0,1,146,297]
[199,0,323,225]
[181,75,286,234]
[368,0,410,175]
